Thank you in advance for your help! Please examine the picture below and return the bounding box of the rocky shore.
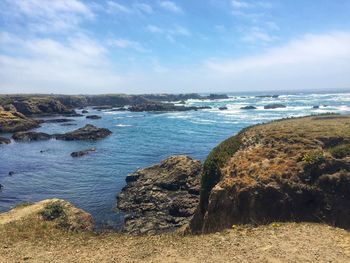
[117,155,202,234]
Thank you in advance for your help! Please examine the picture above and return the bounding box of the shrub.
[14,202,33,209]
[40,203,65,221]
[329,144,350,159]
[200,132,243,212]
[302,150,324,166]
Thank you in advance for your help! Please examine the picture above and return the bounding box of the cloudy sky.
[1,0,350,94]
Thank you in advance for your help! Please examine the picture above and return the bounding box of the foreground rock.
[117,155,202,234]
[0,106,39,133]
[0,137,11,144]
[0,199,93,232]
[190,114,350,233]
[12,131,51,142]
[71,148,96,157]
[55,124,112,141]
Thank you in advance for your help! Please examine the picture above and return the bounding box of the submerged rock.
[82,110,89,114]
[189,115,350,234]
[0,137,11,144]
[43,118,75,123]
[86,115,101,119]
[240,106,257,110]
[12,131,51,142]
[117,155,202,234]
[264,103,286,109]
[54,124,112,141]
[71,148,96,157]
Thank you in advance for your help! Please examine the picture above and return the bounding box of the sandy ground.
[1,223,350,263]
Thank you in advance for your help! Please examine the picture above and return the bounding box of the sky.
[1,0,350,94]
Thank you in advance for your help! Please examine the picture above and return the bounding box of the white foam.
[115,124,132,127]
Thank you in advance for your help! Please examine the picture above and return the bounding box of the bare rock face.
[190,115,350,234]
[54,124,112,141]
[117,155,202,234]
[0,199,94,232]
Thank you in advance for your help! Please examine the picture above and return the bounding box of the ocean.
[1,91,350,229]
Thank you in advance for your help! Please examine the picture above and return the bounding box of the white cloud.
[146,25,164,33]
[159,1,183,14]
[109,38,147,52]
[0,32,123,93]
[241,27,277,43]
[106,1,153,15]
[231,0,252,9]
[146,24,191,42]
[5,0,94,32]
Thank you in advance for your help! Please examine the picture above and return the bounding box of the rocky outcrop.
[129,103,210,112]
[117,155,202,234]
[12,131,51,142]
[0,137,11,144]
[12,98,74,116]
[207,94,229,100]
[0,199,94,232]
[219,106,228,110]
[264,104,286,109]
[71,148,96,157]
[55,124,112,141]
[86,115,101,119]
[0,106,40,133]
[190,115,350,233]
[241,106,257,110]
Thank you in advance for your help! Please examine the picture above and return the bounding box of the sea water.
[1,91,350,229]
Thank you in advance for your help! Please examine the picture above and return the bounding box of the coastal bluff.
[189,114,350,233]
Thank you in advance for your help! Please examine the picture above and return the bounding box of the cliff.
[190,114,350,233]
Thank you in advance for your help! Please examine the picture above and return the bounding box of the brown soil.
[0,223,349,262]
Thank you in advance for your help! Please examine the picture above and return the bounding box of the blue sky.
[1,0,350,94]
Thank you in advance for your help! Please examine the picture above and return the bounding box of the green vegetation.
[329,143,350,159]
[302,150,325,166]
[200,131,244,211]
[40,203,65,221]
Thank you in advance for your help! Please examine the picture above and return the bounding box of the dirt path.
[1,223,350,262]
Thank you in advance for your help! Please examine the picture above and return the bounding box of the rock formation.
[117,155,202,234]
[12,131,51,142]
[190,115,350,233]
[55,124,112,141]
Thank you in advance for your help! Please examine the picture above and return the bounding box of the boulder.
[264,103,287,109]
[82,110,89,113]
[12,131,51,142]
[71,148,96,157]
[54,124,112,141]
[117,155,202,234]
[189,115,350,234]
[240,106,257,110]
[218,106,228,110]
[0,137,11,144]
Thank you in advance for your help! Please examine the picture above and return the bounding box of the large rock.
[71,148,96,157]
[264,103,286,109]
[12,98,74,115]
[0,106,40,133]
[190,115,350,233]
[54,124,112,141]
[12,131,51,141]
[0,199,94,232]
[117,155,202,234]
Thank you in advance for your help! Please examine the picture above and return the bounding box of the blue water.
[0,92,350,229]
